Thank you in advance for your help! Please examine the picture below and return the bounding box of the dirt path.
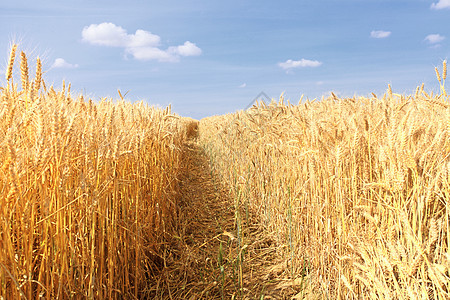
[153,140,298,299]
[174,140,237,298]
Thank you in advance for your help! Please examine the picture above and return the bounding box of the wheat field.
[1,45,449,299]
[0,45,193,298]
[200,63,449,298]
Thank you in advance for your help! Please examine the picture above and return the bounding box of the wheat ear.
[33,57,42,94]
[435,67,442,84]
[443,60,447,81]
[6,44,18,81]
[20,51,29,91]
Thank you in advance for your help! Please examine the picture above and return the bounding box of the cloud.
[424,34,445,44]
[278,59,322,70]
[126,46,175,62]
[52,58,79,69]
[81,23,161,47]
[82,22,201,62]
[169,41,202,56]
[239,83,246,88]
[431,0,450,10]
[370,30,391,39]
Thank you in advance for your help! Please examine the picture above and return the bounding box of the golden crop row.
[0,45,191,298]
[199,75,449,298]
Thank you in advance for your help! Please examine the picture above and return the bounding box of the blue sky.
[1,0,449,119]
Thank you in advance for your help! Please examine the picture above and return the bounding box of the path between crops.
[154,139,300,299]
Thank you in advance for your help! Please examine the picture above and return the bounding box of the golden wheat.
[0,46,191,298]
[436,67,442,83]
[5,44,17,82]
[20,51,29,91]
[3,44,448,299]
[443,60,447,81]
[199,84,449,298]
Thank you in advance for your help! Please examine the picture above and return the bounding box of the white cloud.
[239,83,246,88]
[127,46,176,62]
[370,30,391,39]
[81,23,160,47]
[424,34,445,44]
[52,58,79,69]
[169,41,202,57]
[431,0,450,10]
[81,22,201,62]
[128,29,161,48]
[278,59,322,70]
